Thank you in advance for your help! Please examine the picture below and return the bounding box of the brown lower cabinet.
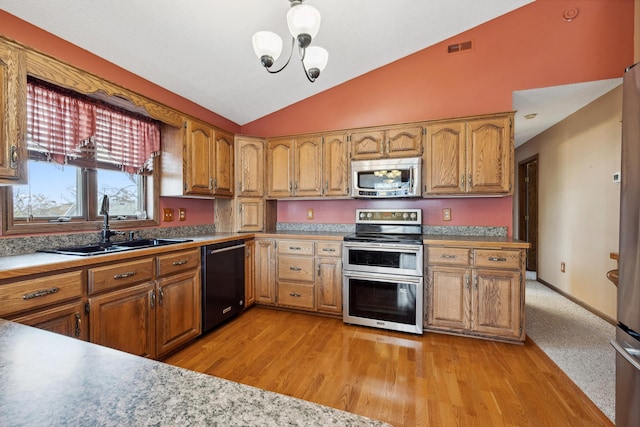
[425,244,526,343]
[254,237,342,315]
[88,248,201,359]
[11,301,87,341]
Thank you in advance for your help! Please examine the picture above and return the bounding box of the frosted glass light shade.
[304,46,328,71]
[287,4,321,39]
[252,31,283,61]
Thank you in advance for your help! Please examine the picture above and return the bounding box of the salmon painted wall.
[242,0,634,234]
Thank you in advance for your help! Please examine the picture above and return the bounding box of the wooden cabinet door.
[386,126,423,158]
[322,133,349,196]
[426,266,471,331]
[236,198,264,232]
[11,301,87,341]
[89,282,156,358]
[244,240,256,308]
[254,239,276,304]
[0,40,26,184]
[184,119,214,195]
[316,257,342,314]
[472,269,522,340]
[350,129,385,160]
[156,270,201,357]
[466,116,512,194]
[424,121,466,195]
[267,139,293,198]
[236,136,264,197]
[294,136,322,197]
[213,130,234,196]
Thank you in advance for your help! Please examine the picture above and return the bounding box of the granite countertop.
[0,319,389,427]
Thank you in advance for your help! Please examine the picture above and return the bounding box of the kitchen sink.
[40,238,193,256]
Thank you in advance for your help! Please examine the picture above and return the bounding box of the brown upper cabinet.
[423,113,513,196]
[162,118,234,198]
[0,39,26,185]
[322,133,349,197]
[235,136,265,197]
[267,136,323,198]
[350,125,423,160]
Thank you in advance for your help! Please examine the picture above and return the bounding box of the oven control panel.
[355,209,421,225]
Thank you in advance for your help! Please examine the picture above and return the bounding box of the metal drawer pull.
[322,248,336,252]
[23,287,59,300]
[289,292,302,297]
[289,246,301,251]
[441,254,457,259]
[172,260,188,266]
[488,257,507,262]
[113,271,136,280]
[289,266,302,271]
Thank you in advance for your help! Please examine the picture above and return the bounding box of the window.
[4,78,160,233]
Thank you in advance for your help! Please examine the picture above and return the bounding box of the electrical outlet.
[307,208,314,220]
[443,208,452,221]
[163,208,174,222]
[178,208,186,221]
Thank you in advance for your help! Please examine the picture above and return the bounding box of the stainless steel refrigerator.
[614,62,640,427]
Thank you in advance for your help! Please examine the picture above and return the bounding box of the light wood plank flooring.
[165,307,612,427]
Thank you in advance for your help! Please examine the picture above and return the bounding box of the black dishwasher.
[201,240,245,333]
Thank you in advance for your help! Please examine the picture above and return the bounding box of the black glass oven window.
[348,249,417,270]
[348,278,417,325]
[357,169,411,190]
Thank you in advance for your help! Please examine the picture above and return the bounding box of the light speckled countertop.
[0,319,389,427]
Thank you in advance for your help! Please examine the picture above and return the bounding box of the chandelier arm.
[265,37,296,74]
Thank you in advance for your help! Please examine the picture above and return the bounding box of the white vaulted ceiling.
[0,0,533,125]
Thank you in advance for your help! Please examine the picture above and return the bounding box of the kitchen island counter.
[0,319,388,427]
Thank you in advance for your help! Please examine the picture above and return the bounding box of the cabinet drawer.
[88,258,154,295]
[157,249,200,277]
[278,282,314,309]
[0,270,83,317]
[278,240,314,256]
[474,249,521,270]
[316,241,342,257]
[278,256,315,282]
[427,247,471,266]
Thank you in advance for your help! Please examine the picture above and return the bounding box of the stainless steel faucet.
[99,195,123,244]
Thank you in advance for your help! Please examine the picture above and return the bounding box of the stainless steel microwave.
[350,157,421,198]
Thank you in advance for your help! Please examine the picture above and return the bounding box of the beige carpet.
[525,280,615,423]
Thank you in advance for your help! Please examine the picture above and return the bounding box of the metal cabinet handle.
[150,290,156,309]
[468,174,472,187]
[289,266,302,271]
[10,145,18,169]
[460,175,466,189]
[113,271,136,280]
[172,260,188,266]
[465,274,469,290]
[159,288,164,306]
[488,257,507,262]
[74,313,82,337]
[289,292,302,298]
[474,275,478,290]
[209,177,214,190]
[23,287,59,300]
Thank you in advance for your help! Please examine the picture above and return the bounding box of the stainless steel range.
[342,209,424,334]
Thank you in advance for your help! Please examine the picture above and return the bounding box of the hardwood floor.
[164,307,612,427]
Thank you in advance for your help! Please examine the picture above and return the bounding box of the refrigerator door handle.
[611,339,640,371]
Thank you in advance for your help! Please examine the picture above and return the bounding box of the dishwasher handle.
[206,243,246,255]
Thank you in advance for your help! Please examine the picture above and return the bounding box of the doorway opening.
[518,155,539,273]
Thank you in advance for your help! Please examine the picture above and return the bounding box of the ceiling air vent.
[447,41,473,54]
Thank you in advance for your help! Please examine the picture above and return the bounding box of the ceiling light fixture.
[252,0,328,82]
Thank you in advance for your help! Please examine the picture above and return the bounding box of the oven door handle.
[342,242,423,252]
[343,269,423,284]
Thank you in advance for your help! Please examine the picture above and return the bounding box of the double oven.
[342,209,424,334]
